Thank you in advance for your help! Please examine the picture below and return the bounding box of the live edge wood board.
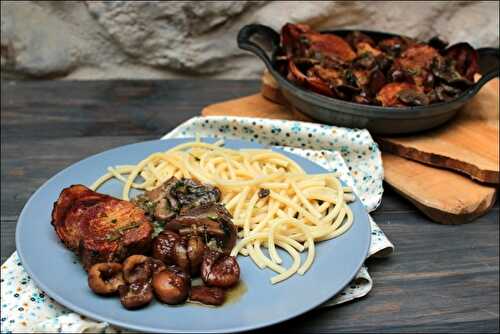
[201,73,499,224]
[378,79,499,184]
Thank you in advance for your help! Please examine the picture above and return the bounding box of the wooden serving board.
[378,79,499,184]
[201,73,498,224]
[382,153,496,224]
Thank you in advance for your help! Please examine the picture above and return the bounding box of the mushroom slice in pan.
[444,42,479,83]
[396,88,430,106]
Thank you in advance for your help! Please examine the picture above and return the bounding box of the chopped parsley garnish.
[105,222,141,241]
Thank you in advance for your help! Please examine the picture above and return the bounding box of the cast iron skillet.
[237,24,499,135]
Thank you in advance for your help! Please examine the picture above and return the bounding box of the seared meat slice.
[51,185,153,270]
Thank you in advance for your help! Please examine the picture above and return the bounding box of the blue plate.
[16,138,371,333]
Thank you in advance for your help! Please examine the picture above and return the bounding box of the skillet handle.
[472,47,500,92]
[237,24,280,70]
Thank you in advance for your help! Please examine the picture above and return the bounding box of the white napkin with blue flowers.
[1,116,393,333]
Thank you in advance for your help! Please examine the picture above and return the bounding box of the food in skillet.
[51,179,241,309]
[276,23,480,107]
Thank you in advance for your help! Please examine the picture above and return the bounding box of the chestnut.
[152,266,190,305]
[118,281,154,310]
[150,258,167,275]
[122,255,152,284]
[152,230,190,273]
[152,230,182,264]
[201,250,240,288]
[174,240,190,273]
[186,236,206,275]
[88,263,124,295]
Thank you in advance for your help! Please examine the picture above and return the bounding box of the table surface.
[1,80,499,333]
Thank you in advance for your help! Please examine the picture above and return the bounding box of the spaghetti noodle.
[91,139,354,284]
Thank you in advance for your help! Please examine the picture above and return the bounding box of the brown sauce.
[224,281,247,305]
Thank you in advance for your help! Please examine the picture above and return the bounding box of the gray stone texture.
[1,1,498,79]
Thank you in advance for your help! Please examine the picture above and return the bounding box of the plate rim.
[16,137,371,333]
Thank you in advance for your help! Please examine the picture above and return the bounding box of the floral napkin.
[1,116,394,333]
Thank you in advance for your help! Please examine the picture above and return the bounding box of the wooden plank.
[378,79,499,184]
[1,80,262,140]
[382,153,497,224]
[1,217,16,264]
[201,93,296,119]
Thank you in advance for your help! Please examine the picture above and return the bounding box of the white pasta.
[91,139,354,284]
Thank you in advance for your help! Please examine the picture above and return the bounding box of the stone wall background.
[1,1,498,80]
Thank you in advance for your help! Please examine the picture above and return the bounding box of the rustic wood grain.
[378,79,499,184]
[202,93,294,119]
[383,153,497,224]
[1,80,498,332]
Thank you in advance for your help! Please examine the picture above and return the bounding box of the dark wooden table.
[2,80,499,333]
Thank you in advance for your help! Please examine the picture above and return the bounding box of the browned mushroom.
[430,45,477,89]
[189,285,226,306]
[118,281,154,310]
[88,263,124,295]
[368,69,387,96]
[152,266,190,305]
[144,177,180,221]
[122,255,152,284]
[166,204,237,254]
[171,178,221,211]
[396,89,430,106]
[201,250,240,288]
[444,42,479,82]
